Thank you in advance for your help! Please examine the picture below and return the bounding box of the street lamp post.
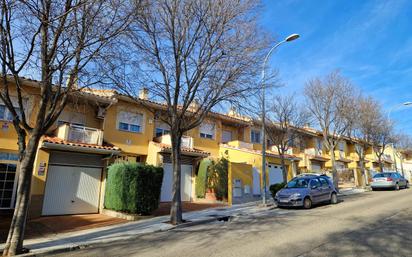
[387,102,412,175]
[261,34,299,205]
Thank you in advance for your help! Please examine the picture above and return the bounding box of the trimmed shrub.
[195,159,211,198]
[269,182,286,200]
[207,157,229,200]
[104,162,163,215]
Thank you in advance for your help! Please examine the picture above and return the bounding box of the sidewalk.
[0,201,270,256]
[338,187,370,196]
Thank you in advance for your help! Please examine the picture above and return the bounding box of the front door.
[252,167,261,196]
[0,162,18,209]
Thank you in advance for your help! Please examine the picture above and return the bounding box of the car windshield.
[286,178,310,188]
[373,173,392,178]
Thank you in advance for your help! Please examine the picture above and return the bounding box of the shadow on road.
[300,208,412,257]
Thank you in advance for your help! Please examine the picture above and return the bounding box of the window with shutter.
[155,122,170,137]
[118,111,143,133]
[200,123,215,139]
[251,130,261,143]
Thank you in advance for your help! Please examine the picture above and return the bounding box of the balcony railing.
[156,134,194,149]
[383,154,393,163]
[305,148,322,156]
[57,124,104,145]
[225,140,253,150]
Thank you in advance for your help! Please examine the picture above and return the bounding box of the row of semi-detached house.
[0,78,409,217]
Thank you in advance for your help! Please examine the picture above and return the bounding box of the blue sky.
[260,0,412,135]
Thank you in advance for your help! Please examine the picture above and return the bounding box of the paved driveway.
[48,188,412,257]
[0,214,126,244]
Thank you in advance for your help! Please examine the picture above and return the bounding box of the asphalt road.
[48,188,412,257]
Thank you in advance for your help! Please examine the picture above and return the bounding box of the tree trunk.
[3,135,40,256]
[170,132,183,225]
[379,159,384,173]
[280,155,287,182]
[400,156,405,177]
[330,148,339,190]
[358,156,367,187]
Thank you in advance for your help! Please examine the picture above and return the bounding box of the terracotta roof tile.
[43,136,120,151]
[221,143,301,160]
[152,142,210,157]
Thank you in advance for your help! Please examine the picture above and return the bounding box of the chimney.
[139,88,149,100]
[189,100,200,111]
[228,106,238,117]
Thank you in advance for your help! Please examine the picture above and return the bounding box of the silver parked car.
[274,175,338,209]
[371,172,409,191]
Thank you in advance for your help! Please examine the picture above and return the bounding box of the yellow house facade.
[1,78,396,217]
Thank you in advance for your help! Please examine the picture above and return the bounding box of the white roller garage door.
[268,164,284,188]
[42,165,102,215]
[161,164,192,202]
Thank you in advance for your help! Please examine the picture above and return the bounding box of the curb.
[16,215,226,257]
[171,216,228,230]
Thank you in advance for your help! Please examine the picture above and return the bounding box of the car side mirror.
[311,185,317,189]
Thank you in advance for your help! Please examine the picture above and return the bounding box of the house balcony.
[225,140,254,150]
[56,123,104,145]
[383,154,394,164]
[305,148,323,157]
[155,134,194,149]
[304,148,329,162]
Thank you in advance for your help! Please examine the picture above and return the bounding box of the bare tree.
[0,1,131,255]
[107,0,268,224]
[265,94,308,181]
[370,118,395,172]
[349,96,383,186]
[393,133,412,176]
[304,71,355,188]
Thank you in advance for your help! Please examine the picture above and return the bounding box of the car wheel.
[303,197,312,209]
[395,183,400,191]
[406,182,409,189]
[371,187,376,191]
[330,192,338,204]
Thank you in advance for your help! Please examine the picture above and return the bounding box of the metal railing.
[66,124,103,145]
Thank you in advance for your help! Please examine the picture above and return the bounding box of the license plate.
[279,199,289,203]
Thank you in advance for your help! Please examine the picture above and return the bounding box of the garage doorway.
[42,152,104,216]
[42,165,102,215]
[161,163,192,202]
[268,164,284,188]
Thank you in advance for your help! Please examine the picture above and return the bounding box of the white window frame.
[199,122,215,139]
[0,104,21,122]
[0,152,19,209]
[155,122,170,137]
[339,141,345,151]
[316,138,323,151]
[251,130,261,144]
[117,111,144,133]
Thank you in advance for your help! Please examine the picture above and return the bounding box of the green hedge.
[207,157,229,200]
[195,159,211,198]
[269,182,286,200]
[104,162,163,215]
